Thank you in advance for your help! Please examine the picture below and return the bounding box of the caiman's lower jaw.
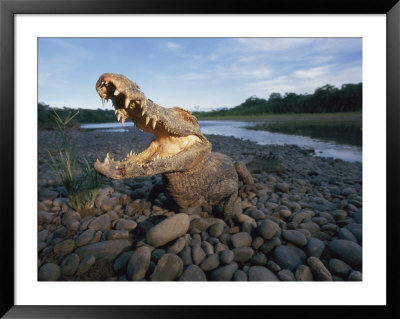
[94,134,210,179]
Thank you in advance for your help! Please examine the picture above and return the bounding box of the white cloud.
[165,41,182,49]
[247,64,362,98]
[293,65,334,79]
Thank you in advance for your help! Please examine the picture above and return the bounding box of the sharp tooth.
[152,119,156,129]
[104,157,109,164]
[101,96,105,107]
[96,158,100,163]
[114,89,119,96]
[117,114,121,122]
[114,109,118,115]
[146,116,150,125]
[121,118,125,126]
[142,109,146,116]
[130,150,133,155]
[125,98,130,108]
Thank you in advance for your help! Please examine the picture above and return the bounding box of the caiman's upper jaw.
[95,73,204,138]
[94,73,211,179]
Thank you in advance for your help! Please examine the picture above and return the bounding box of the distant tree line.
[193,83,362,117]
[38,103,116,129]
[38,82,362,129]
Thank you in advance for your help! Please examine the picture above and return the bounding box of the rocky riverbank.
[37,127,362,281]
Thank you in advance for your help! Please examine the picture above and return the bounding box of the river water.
[81,120,362,163]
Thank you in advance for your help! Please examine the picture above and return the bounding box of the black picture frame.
[1,0,399,317]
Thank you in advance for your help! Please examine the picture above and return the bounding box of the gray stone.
[282,230,307,246]
[113,251,134,273]
[252,236,264,250]
[179,246,193,266]
[233,270,248,281]
[273,245,306,271]
[277,182,290,193]
[60,253,80,276]
[151,253,183,281]
[319,212,336,224]
[307,256,333,281]
[248,266,279,281]
[215,242,229,254]
[210,263,238,281]
[344,223,362,242]
[220,249,234,264]
[38,263,61,281]
[179,265,206,281]
[76,255,96,276]
[190,218,226,232]
[39,188,59,201]
[168,237,186,255]
[53,239,76,256]
[75,239,131,262]
[328,258,352,277]
[88,214,111,231]
[338,228,358,243]
[151,249,166,262]
[328,239,362,266]
[146,213,190,247]
[250,253,267,266]
[38,211,54,224]
[106,230,129,240]
[305,237,325,258]
[312,232,332,241]
[232,247,254,262]
[201,241,214,255]
[278,269,295,281]
[267,260,281,272]
[353,210,362,223]
[321,224,338,231]
[311,217,328,226]
[348,270,362,281]
[258,220,280,240]
[231,232,252,248]
[332,209,348,221]
[299,222,320,233]
[115,219,137,231]
[208,223,225,237]
[260,237,281,254]
[292,212,312,224]
[295,265,313,281]
[38,229,50,242]
[192,245,206,265]
[127,246,151,281]
[65,220,80,231]
[200,254,220,272]
[38,242,47,252]
[62,210,81,226]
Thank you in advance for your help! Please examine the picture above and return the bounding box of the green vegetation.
[193,83,362,119]
[38,103,116,129]
[248,120,362,146]
[45,109,103,212]
[38,83,362,126]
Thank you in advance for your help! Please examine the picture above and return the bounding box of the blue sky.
[38,38,362,111]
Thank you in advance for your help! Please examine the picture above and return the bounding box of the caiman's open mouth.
[94,73,211,179]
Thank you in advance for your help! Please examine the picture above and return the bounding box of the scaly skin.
[94,73,253,225]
